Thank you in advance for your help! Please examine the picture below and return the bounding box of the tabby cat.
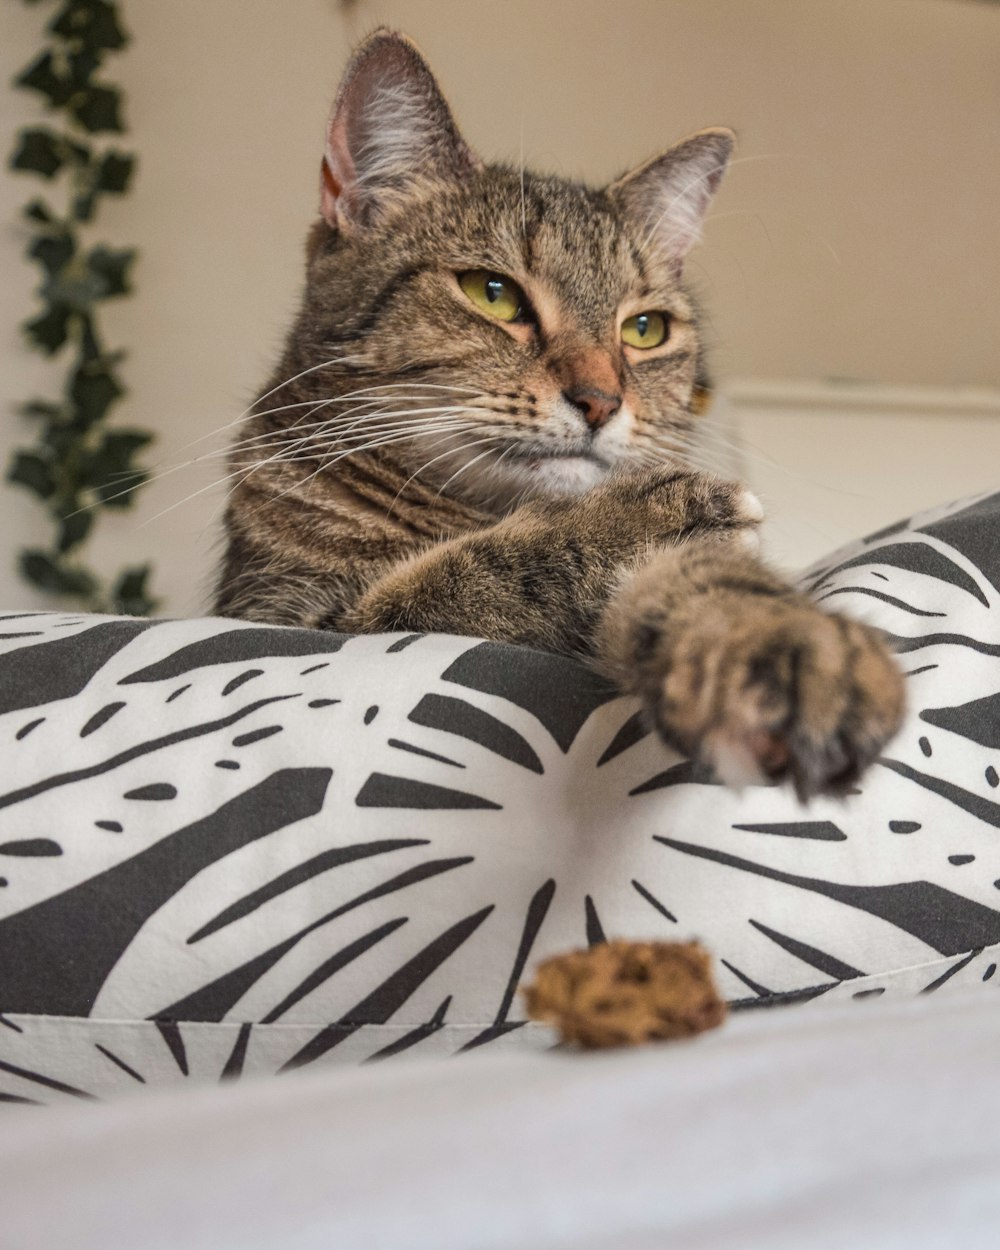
[215,29,904,799]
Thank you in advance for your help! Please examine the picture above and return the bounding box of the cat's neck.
[236,352,504,544]
[230,432,496,552]
[322,450,498,538]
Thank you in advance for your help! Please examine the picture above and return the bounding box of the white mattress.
[2,987,999,1249]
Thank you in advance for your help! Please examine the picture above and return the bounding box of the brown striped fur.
[215,29,904,798]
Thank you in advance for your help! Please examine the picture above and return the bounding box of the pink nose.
[564,386,621,430]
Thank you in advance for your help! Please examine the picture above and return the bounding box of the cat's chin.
[499,455,612,501]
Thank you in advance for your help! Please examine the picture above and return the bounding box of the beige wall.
[1,0,998,612]
[354,0,1000,388]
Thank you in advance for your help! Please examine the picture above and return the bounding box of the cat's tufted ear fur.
[321,28,481,232]
[608,128,734,270]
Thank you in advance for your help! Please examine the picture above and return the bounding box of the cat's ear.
[321,29,480,232]
[608,128,734,270]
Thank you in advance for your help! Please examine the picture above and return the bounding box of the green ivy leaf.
[24,304,74,354]
[78,313,103,361]
[85,244,135,298]
[43,263,104,312]
[10,128,64,178]
[111,564,154,616]
[19,399,65,420]
[70,84,124,133]
[23,198,56,224]
[102,429,152,457]
[63,137,92,165]
[8,451,57,499]
[73,188,98,223]
[95,149,133,193]
[13,2,154,611]
[29,231,75,275]
[68,149,131,223]
[16,52,73,108]
[42,423,77,461]
[70,358,124,426]
[51,0,128,53]
[56,508,93,553]
[67,48,103,91]
[20,549,97,597]
[82,428,152,507]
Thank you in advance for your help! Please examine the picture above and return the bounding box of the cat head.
[290,29,732,509]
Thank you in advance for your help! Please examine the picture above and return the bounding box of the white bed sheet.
[3,988,999,1249]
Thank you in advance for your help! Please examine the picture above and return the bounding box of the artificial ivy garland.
[8,0,156,615]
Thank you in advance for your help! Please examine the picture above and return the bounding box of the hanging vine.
[7,0,156,615]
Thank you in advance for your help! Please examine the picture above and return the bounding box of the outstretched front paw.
[610,557,905,800]
[582,468,764,552]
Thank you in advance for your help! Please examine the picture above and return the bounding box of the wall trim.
[723,378,1000,418]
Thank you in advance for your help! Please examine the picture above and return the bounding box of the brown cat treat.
[522,940,727,1049]
[215,28,904,799]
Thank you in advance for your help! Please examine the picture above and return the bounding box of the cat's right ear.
[608,128,734,273]
[321,29,480,233]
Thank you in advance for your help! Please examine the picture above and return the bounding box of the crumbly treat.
[522,939,726,1049]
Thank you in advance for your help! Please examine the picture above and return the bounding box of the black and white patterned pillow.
[2,489,1000,1105]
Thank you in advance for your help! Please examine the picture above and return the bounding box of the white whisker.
[175,350,367,454]
[434,442,502,498]
[141,420,484,530]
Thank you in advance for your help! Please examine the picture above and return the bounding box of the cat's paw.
[584,468,763,550]
[632,596,905,800]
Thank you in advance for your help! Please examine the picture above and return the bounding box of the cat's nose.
[563,386,621,430]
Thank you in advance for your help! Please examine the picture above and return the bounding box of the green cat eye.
[621,311,669,350]
[458,270,525,323]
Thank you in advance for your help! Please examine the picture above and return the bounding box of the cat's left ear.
[321,28,481,232]
[608,128,734,270]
